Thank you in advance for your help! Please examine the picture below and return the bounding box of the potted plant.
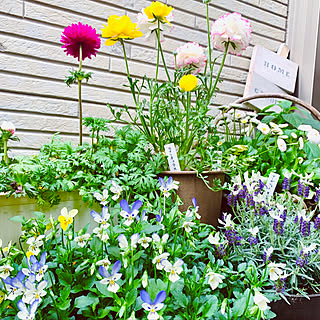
[0,177,278,319]
[99,1,252,226]
[220,170,320,319]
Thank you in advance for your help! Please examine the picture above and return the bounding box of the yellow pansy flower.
[58,207,78,231]
[179,74,198,92]
[144,1,173,25]
[101,15,143,46]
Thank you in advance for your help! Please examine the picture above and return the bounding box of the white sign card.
[264,172,280,200]
[249,45,298,93]
[164,143,181,172]
[244,72,284,111]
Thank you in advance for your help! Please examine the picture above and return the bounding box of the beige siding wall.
[0,0,289,154]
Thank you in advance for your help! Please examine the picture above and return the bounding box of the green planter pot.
[0,191,100,244]
[160,170,225,227]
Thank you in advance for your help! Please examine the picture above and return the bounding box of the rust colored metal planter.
[271,294,320,320]
[160,170,225,227]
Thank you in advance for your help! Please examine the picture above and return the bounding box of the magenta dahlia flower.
[61,22,101,61]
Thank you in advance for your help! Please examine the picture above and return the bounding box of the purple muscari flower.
[248,236,259,246]
[140,290,166,320]
[314,216,320,230]
[213,244,226,259]
[227,193,232,207]
[294,215,298,224]
[91,206,110,228]
[259,206,268,216]
[297,180,304,196]
[273,277,286,293]
[225,228,242,246]
[296,250,310,268]
[304,185,310,198]
[17,299,39,320]
[300,220,311,237]
[263,251,272,264]
[282,177,291,191]
[314,188,320,202]
[258,179,265,191]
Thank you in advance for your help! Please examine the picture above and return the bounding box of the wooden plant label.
[164,143,181,172]
[265,172,280,200]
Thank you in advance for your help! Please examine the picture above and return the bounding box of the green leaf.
[74,295,99,309]
[201,295,218,317]
[107,246,121,259]
[238,262,247,273]
[95,281,113,297]
[232,296,247,317]
[9,215,26,223]
[125,288,138,307]
[143,224,163,234]
[304,141,320,159]
[172,290,188,308]
[281,113,303,128]
[90,237,103,253]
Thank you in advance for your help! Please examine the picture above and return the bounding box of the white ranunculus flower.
[299,136,304,149]
[211,12,252,55]
[277,138,287,152]
[175,42,207,74]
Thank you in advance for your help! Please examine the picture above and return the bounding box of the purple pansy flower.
[140,290,166,320]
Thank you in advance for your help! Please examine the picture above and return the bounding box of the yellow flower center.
[110,280,115,285]
[171,270,175,275]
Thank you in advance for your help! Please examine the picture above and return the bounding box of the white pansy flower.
[23,279,47,304]
[138,236,152,249]
[0,264,14,279]
[74,233,90,248]
[248,226,259,236]
[206,272,225,290]
[254,290,270,311]
[96,257,111,269]
[152,252,170,270]
[93,189,109,206]
[161,259,184,283]
[291,132,297,139]
[93,226,109,242]
[208,232,221,245]
[26,235,45,257]
[110,180,122,201]
[182,221,195,233]
[218,213,233,228]
[268,262,286,281]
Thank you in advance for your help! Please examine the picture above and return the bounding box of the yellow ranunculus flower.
[179,74,198,92]
[58,207,78,231]
[144,1,173,25]
[101,15,143,46]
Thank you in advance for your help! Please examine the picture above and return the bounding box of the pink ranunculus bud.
[60,22,101,61]
[174,42,207,74]
[1,121,15,135]
[211,12,252,55]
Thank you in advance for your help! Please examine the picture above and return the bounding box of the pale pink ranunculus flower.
[211,12,252,55]
[1,121,15,135]
[174,42,207,74]
[137,10,174,42]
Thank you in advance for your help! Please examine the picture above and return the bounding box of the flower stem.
[121,40,131,79]
[155,21,161,82]
[78,44,83,145]
[158,35,171,82]
[206,3,212,81]
[3,138,8,165]
[209,42,229,102]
